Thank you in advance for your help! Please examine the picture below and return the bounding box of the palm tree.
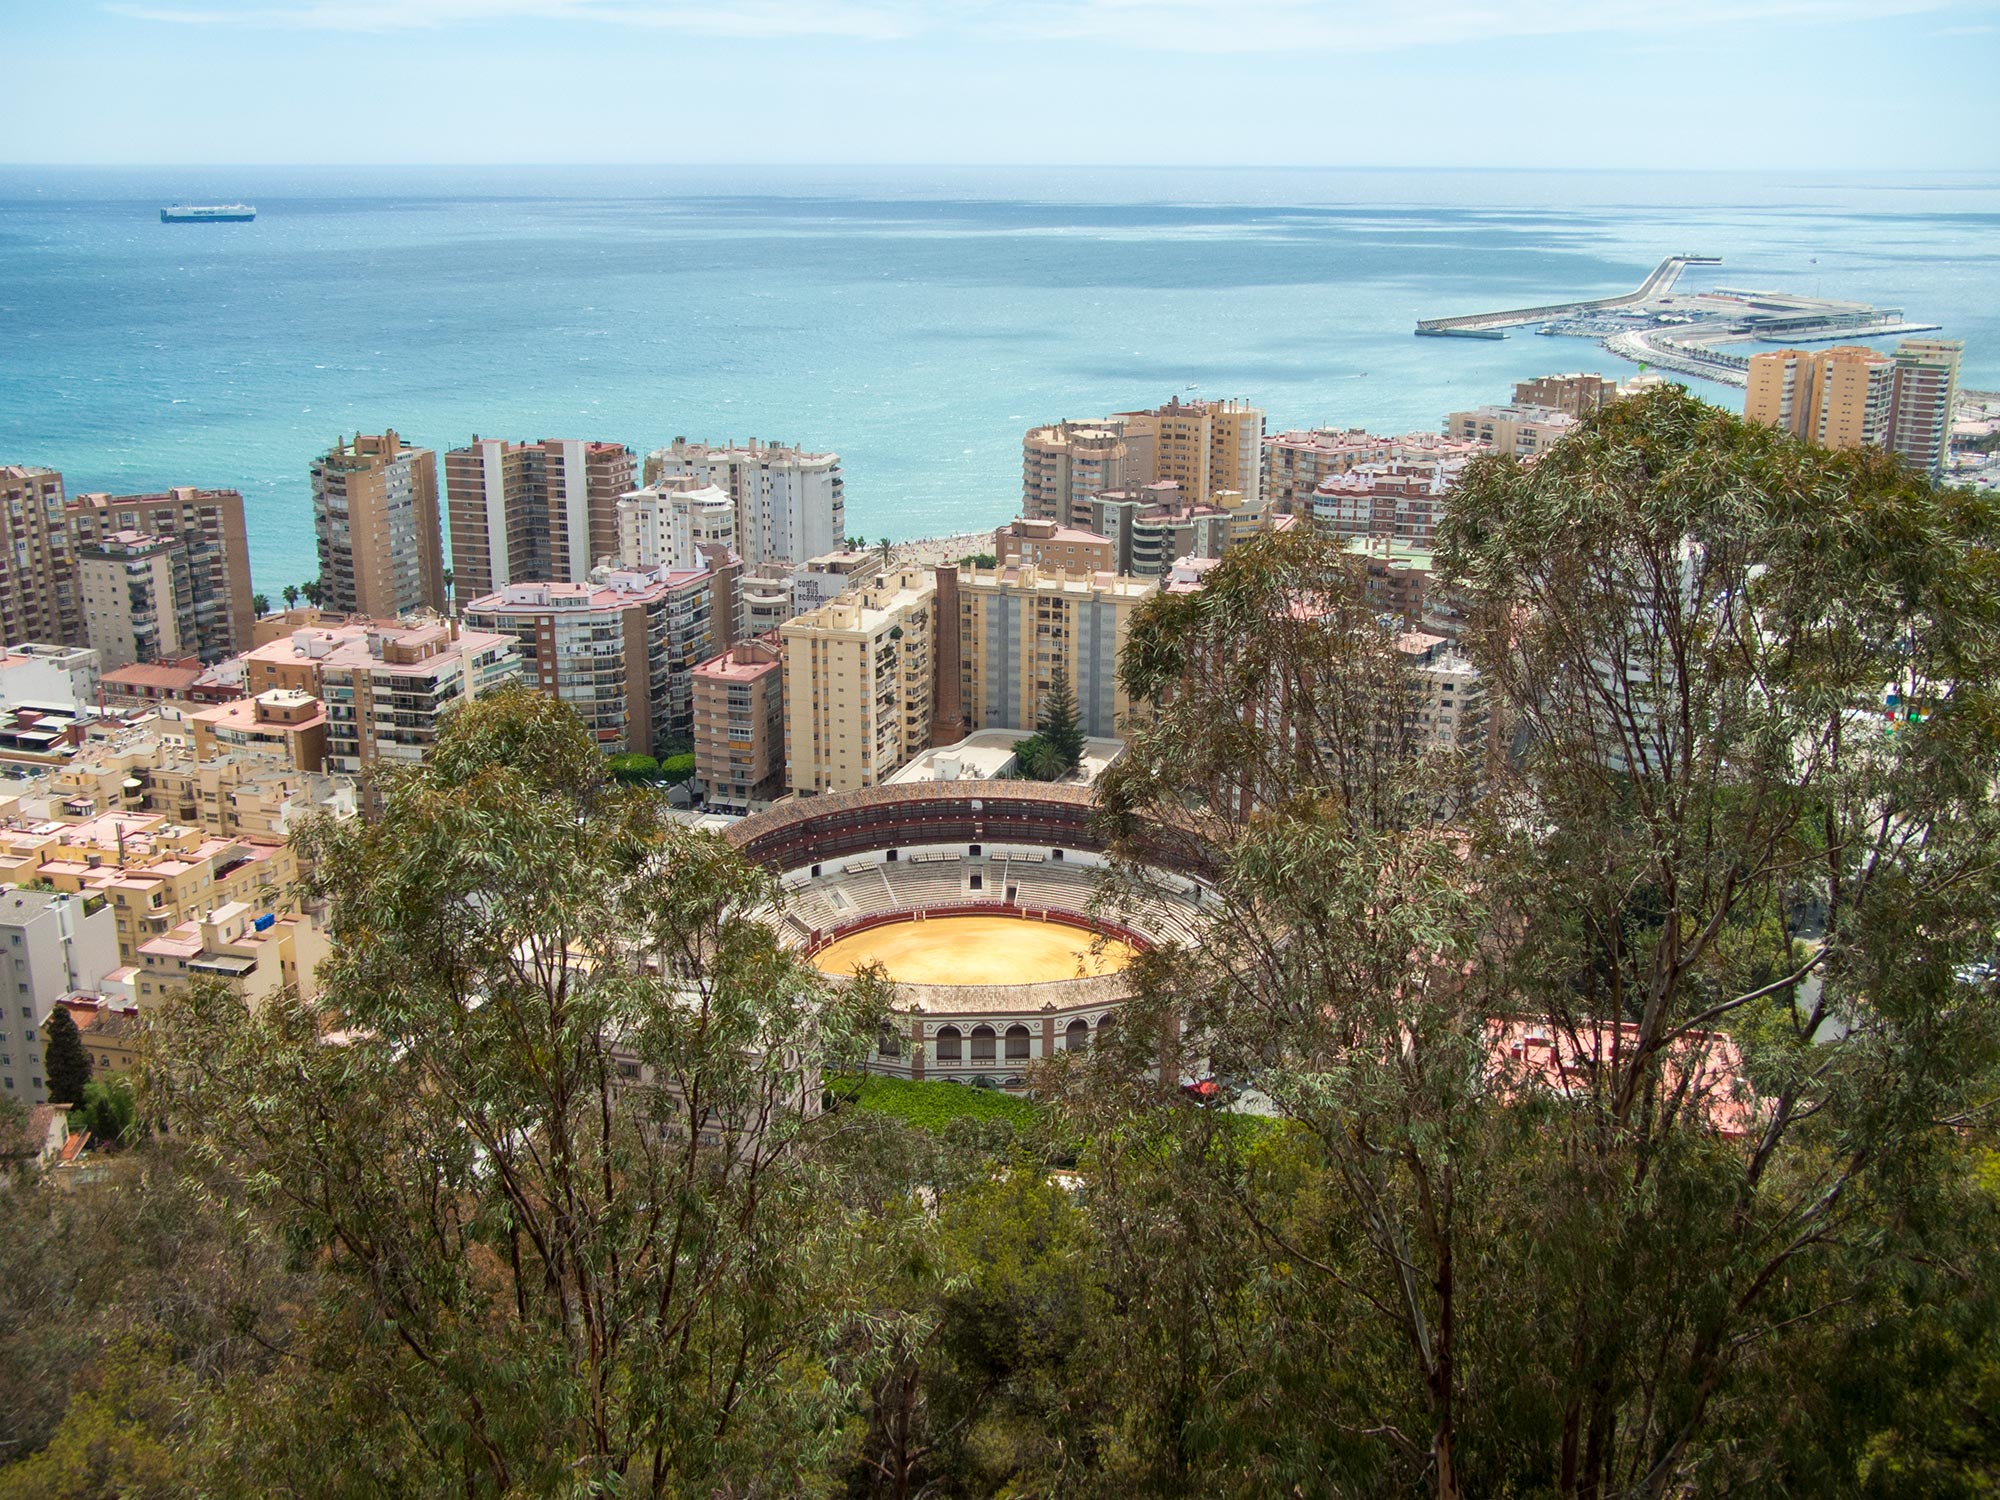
[252,592,270,617]
[300,579,323,608]
[878,536,893,572]
[283,584,300,611]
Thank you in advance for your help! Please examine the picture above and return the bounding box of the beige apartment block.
[136,902,328,1012]
[1512,372,1621,418]
[0,810,299,965]
[642,438,844,567]
[693,632,786,814]
[190,689,329,771]
[444,436,636,600]
[66,487,255,659]
[1887,338,1962,478]
[781,568,935,795]
[78,531,194,671]
[1443,404,1579,458]
[1745,346,1895,452]
[0,466,82,647]
[310,431,447,618]
[51,997,145,1087]
[1021,421,1142,523]
[34,736,353,841]
[993,518,1118,575]
[1113,396,1265,510]
[955,565,1155,740]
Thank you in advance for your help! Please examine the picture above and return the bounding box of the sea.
[2,165,1996,595]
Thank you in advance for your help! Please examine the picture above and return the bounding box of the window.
[1064,1019,1089,1052]
[970,1026,996,1063]
[935,1026,961,1062]
[1004,1025,1031,1061]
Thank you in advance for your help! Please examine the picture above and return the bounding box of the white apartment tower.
[616,479,738,572]
[0,887,120,1105]
[1887,339,1963,480]
[643,438,844,567]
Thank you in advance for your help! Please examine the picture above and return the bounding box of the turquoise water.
[2,166,1996,594]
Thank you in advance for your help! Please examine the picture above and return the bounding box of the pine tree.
[43,1005,92,1108]
[1038,660,1085,772]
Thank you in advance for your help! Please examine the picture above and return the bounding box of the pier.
[1415,255,1720,338]
[1416,254,1942,384]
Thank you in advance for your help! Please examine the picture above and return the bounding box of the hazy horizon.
[9,2,1997,171]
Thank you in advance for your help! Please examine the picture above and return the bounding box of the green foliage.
[659,751,697,783]
[250,593,269,617]
[280,584,299,611]
[1037,658,1086,769]
[149,688,893,1496]
[829,1073,1042,1135]
[957,552,998,569]
[42,1006,91,1110]
[68,1078,135,1147]
[0,1339,185,1500]
[605,750,660,783]
[1010,734,1068,782]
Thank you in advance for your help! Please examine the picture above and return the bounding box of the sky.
[3,0,1997,169]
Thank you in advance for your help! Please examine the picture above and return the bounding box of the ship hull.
[160,208,256,223]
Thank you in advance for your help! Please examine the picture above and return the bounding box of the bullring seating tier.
[773,852,1206,951]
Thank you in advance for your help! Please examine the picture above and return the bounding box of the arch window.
[877,1026,902,1059]
[971,1025,996,1062]
[1005,1024,1031,1061]
[1064,1018,1089,1052]
[936,1026,961,1062]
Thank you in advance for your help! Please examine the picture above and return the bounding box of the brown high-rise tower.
[310,431,446,619]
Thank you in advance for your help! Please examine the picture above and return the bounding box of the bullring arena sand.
[812,915,1141,987]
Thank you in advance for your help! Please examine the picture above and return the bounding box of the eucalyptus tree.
[154,688,891,1497]
[1095,390,2000,1497]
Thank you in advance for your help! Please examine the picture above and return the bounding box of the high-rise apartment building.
[1021,421,1143,523]
[0,887,119,1105]
[642,438,843,567]
[781,568,935,795]
[1886,339,1962,479]
[0,466,81,647]
[443,437,636,600]
[1512,372,1621,418]
[1112,397,1265,510]
[954,565,1155,740]
[1747,339,1964,480]
[1443,404,1579,458]
[310,431,447,619]
[616,479,738,572]
[66,487,254,659]
[1023,399,1265,523]
[77,531,195,670]
[692,633,786,814]
[1744,346,1895,451]
[462,564,726,754]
